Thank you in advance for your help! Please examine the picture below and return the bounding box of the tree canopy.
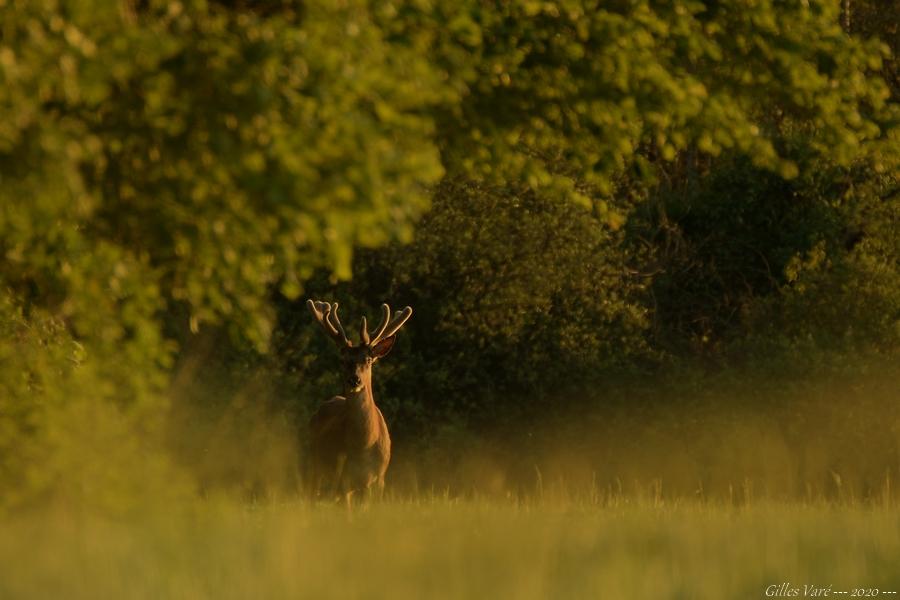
[0,0,897,508]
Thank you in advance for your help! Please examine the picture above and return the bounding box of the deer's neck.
[345,378,382,446]
[346,374,376,412]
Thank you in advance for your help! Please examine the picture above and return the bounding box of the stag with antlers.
[305,299,412,505]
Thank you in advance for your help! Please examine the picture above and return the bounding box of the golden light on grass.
[1,499,898,599]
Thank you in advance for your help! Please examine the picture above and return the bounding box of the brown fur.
[305,300,410,505]
[308,393,391,501]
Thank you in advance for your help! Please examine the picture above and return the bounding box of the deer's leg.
[304,446,321,500]
[343,489,355,512]
[306,459,319,500]
[358,471,384,504]
[357,478,383,506]
[339,457,375,507]
[314,464,332,502]
[330,453,348,502]
[339,461,357,511]
[310,452,341,502]
[375,476,386,502]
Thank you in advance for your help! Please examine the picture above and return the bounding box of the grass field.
[1,498,898,599]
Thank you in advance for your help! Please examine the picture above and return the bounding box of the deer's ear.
[370,335,397,360]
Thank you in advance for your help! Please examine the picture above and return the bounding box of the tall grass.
[4,360,896,598]
[167,361,900,505]
[1,497,898,599]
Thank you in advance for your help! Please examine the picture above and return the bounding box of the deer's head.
[307,300,412,395]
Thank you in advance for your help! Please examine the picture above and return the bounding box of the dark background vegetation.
[1,0,898,510]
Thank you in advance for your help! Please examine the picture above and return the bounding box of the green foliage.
[0,0,446,348]
[0,0,898,506]
[0,0,449,508]
[411,0,896,204]
[746,165,900,362]
[281,179,652,439]
[632,153,899,363]
[0,294,183,512]
[849,0,900,98]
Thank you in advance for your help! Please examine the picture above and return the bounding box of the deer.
[305,299,412,505]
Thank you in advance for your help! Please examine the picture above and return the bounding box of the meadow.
[4,369,894,600]
[1,497,898,600]
[2,3,898,599]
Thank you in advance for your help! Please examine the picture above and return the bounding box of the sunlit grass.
[1,497,898,599]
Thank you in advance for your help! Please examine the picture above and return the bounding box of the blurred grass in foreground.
[1,499,898,600]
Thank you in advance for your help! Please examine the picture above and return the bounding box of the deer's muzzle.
[346,375,363,392]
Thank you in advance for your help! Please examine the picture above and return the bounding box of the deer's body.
[305,299,410,505]
[309,392,391,498]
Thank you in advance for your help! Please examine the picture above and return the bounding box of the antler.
[367,303,413,347]
[307,299,351,347]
